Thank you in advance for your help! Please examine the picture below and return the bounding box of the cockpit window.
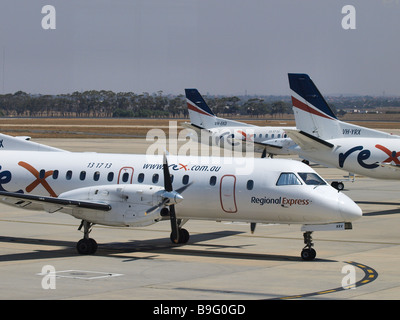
[276,172,301,186]
[298,172,326,186]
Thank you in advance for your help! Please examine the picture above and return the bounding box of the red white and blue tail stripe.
[185,89,215,117]
[288,73,337,120]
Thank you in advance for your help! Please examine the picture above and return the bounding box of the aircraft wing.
[379,162,400,171]
[285,129,334,151]
[0,191,112,213]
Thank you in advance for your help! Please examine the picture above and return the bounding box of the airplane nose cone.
[338,192,362,221]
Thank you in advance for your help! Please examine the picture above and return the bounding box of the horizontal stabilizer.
[181,122,205,131]
[253,140,283,149]
[285,129,334,150]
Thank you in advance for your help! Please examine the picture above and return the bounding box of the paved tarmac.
[0,138,399,301]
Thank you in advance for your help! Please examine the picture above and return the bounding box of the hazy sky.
[1,0,400,96]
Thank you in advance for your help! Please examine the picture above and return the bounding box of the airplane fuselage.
[296,138,400,179]
[188,124,298,155]
[0,151,360,227]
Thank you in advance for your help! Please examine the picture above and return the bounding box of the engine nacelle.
[59,184,166,227]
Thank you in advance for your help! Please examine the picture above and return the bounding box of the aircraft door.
[118,167,134,184]
[220,175,237,213]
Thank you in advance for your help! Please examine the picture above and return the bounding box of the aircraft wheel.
[88,238,98,253]
[77,238,97,255]
[179,228,190,244]
[301,248,316,261]
[170,231,178,244]
[331,181,344,191]
[170,228,190,244]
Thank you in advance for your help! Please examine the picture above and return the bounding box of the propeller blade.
[163,154,179,243]
[175,181,193,195]
[169,204,179,243]
[163,154,173,192]
[145,198,168,215]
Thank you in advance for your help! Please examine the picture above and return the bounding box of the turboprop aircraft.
[0,133,361,260]
[183,89,297,157]
[287,73,400,182]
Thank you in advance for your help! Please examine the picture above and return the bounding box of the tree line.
[1,90,399,118]
[0,90,292,118]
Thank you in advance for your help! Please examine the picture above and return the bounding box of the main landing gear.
[331,181,344,191]
[301,231,316,261]
[169,218,190,244]
[74,217,190,255]
[76,220,98,255]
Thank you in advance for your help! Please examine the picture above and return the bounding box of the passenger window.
[39,169,45,179]
[138,173,144,183]
[80,171,86,181]
[107,172,114,182]
[247,179,254,190]
[66,170,73,180]
[182,175,189,185]
[276,172,301,186]
[298,172,326,186]
[209,176,216,186]
[152,173,159,184]
[122,172,129,183]
[52,170,59,179]
[93,171,100,181]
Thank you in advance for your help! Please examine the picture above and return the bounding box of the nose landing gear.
[169,218,190,244]
[301,231,316,261]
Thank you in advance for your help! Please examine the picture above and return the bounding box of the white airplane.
[0,133,361,260]
[287,73,400,182]
[183,89,298,157]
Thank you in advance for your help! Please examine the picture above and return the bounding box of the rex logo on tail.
[286,73,400,180]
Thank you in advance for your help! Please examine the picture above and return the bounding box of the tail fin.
[185,89,215,129]
[288,73,391,140]
[185,89,215,118]
[0,133,66,152]
[185,88,251,129]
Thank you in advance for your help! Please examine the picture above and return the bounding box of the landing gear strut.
[76,220,98,255]
[301,231,316,261]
